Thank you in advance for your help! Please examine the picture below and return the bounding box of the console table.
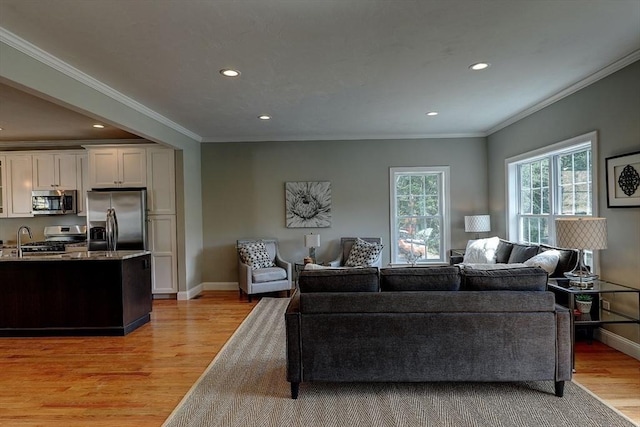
[547,279,640,369]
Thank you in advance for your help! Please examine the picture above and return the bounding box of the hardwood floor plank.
[0,291,638,426]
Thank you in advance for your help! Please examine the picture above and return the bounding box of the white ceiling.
[0,0,639,146]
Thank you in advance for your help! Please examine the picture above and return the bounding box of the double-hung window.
[506,131,598,266]
[390,167,450,264]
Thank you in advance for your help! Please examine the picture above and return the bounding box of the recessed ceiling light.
[92,124,105,128]
[426,111,438,116]
[220,69,241,77]
[258,115,271,120]
[469,62,490,71]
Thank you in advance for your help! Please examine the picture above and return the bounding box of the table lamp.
[304,233,320,263]
[555,217,607,289]
[464,215,491,239]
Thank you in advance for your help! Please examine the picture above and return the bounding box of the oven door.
[32,190,77,215]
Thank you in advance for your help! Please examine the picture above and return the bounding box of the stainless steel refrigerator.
[87,188,148,251]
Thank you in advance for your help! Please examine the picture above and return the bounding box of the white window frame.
[389,166,450,265]
[505,131,600,270]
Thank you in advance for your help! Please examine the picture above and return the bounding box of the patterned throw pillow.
[238,241,275,270]
[345,238,383,267]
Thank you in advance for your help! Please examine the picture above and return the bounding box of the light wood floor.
[0,291,638,426]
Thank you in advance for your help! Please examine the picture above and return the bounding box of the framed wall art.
[285,181,331,228]
[605,151,640,208]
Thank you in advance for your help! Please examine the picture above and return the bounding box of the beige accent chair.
[237,238,293,302]
[329,237,383,267]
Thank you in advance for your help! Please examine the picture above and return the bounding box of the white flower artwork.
[285,181,331,228]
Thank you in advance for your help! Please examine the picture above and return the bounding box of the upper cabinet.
[5,154,33,217]
[76,154,89,216]
[32,153,78,190]
[88,147,147,188]
[147,147,176,214]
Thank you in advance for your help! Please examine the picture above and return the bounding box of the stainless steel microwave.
[31,190,77,215]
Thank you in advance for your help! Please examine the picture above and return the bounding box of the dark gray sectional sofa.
[285,266,572,399]
[450,238,579,278]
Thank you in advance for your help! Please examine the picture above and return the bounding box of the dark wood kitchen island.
[0,251,152,336]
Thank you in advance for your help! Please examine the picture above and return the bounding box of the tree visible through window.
[507,132,596,249]
[390,167,450,264]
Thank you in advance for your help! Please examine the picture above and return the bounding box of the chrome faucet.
[17,225,32,258]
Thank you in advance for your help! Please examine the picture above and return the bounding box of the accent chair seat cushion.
[252,266,287,283]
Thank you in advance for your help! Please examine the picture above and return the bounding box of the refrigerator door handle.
[112,209,119,251]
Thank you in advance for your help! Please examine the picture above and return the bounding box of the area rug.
[163,298,637,427]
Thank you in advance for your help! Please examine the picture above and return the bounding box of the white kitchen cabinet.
[76,154,89,216]
[0,156,6,217]
[5,154,33,217]
[147,147,176,214]
[32,153,78,190]
[88,147,147,188]
[148,214,178,294]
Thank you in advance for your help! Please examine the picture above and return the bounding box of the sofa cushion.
[524,250,560,274]
[298,267,379,292]
[252,266,287,283]
[380,267,461,291]
[238,241,275,270]
[463,237,500,263]
[507,244,539,263]
[539,244,579,277]
[462,267,548,291]
[495,240,514,263]
[345,238,384,267]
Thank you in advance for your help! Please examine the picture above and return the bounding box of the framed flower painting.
[285,181,331,228]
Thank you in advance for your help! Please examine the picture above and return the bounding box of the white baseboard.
[595,328,640,361]
[177,282,239,300]
[177,283,203,300]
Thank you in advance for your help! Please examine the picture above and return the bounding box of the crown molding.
[201,132,487,143]
[487,50,640,136]
[0,138,148,150]
[0,27,202,143]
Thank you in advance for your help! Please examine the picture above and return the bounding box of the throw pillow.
[344,238,383,267]
[462,236,500,264]
[238,241,275,270]
[524,250,560,274]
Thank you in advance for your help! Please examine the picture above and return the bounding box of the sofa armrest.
[450,255,464,265]
[285,291,302,383]
[555,304,572,381]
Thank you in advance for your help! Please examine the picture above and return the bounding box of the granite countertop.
[0,250,150,261]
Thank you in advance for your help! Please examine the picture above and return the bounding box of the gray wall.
[487,60,640,344]
[201,137,488,283]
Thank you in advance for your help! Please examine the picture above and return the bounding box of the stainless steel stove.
[20,225,87,253]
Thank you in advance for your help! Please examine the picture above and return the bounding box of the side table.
[547,278,640,370]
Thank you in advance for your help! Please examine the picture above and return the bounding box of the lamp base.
[564,249,598,289]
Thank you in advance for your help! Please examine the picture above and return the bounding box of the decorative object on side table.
[555,217,607,289]
[605,151,640,208]
[574,294,593,315]
[464,215,491,239]
[304,233,320,263]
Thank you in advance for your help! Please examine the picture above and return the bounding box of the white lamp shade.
[464,215,491,233]
[555,217,607,250]
[304,234,320,248]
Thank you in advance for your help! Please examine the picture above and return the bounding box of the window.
[506,131,598,260]
[390,167,450,264]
